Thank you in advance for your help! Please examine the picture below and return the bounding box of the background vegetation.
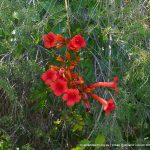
[0,0,150,149]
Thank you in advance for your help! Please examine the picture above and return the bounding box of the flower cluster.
[41,32,118,115]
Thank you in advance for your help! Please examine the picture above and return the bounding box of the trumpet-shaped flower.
[89,77,118,94]
[41,32,118,114]
[67,42,79,52]
[43,32,57,48]
[63,89,81,106]
[51,79,68,96]
[71,35,86,48]
[81,93,90,112]
[56,34,66,43]
[104,99,115,115]
[88,93,115,114]
[68,35,86,52]
[41,69,57,85]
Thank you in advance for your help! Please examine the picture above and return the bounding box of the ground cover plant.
[0,0,150,150]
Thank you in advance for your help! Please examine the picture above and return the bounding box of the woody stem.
[65,0,71,37]
[108,33,112,80]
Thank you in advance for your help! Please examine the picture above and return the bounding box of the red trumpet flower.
[71,35,86,48]
[89,77,118,94]
[81,93,90,112]
[41,32,118,114]
[43,32,57,48]
[51,79,68,96]
[88,93,115,115]
[67,42,79,52]
[56,34,66,43]
[68,35,86,52]
[63,89,81,106]
[56,34,66,48]
[41,69,57,85]
[105,99,116,114]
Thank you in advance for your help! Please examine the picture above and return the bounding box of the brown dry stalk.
[65,0,71,37]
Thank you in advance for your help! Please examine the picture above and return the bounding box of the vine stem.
[87,107,103,139]
[108,33,112,81]
[65,0,71,37]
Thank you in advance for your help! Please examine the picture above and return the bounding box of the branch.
[65,0,71,37]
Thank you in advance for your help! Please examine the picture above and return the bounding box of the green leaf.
[71,147,84,150]
[79,139,90,145]
[94,134,106,150]
[38,99,46,109]
[71,139,90,150]
[53,119,62,125]
[72,124,83,132]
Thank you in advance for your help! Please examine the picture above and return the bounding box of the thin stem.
[108,33,112,81]
[65,0,71,37]
[87,106,103,139]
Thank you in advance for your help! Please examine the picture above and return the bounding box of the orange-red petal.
[56,56,65,63]
[56,43,65,49]
[56,34,66,43]
[65,52,71,60]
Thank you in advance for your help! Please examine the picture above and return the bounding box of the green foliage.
[71,139,91,150]
[72,133,105,150]
[94,134,105,150]
[0,131,12,150]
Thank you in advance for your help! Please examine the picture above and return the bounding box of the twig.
[108,33,112,81]
[87,106,103,139]
[90,51,106,81]
[65,0,71,37]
